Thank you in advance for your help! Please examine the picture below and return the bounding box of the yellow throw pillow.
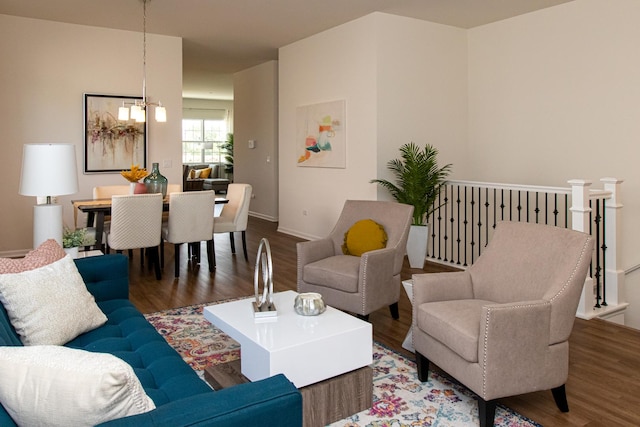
[342,219,388,256]
[199,167,212,179]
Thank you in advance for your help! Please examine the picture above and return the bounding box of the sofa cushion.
[198,167,212,178]
[66,298,213,405]
[0,255,107,345]
[0,239,65,274]
[189,167,212,179]
[0,345,155,427]
[416,299,494,363]
[342,219,387,256]
[303,255,360,293]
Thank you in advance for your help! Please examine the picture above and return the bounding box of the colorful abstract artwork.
[296,100,345,168]
[84,94,147,173]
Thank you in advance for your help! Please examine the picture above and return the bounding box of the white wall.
[278,13,467,240]
[376,14,468,193]
[0,14,182,254]
[233,61,279,221]
[279,15,379,240]
[467,0,640,327]
[183,98,234,133]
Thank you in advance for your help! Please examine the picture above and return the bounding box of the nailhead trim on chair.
[549,237,593,303]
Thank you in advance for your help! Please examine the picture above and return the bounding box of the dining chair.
[166,184,181,195]
[81,185,131,251]
[161,191,216,277]
[93,185,130,199]
[105,193,164,280]
[213,183,252,260]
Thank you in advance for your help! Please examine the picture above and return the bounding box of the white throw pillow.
[0,255,107,345]
[0,346,156,426]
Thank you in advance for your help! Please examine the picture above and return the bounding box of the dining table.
[72,196,228,249]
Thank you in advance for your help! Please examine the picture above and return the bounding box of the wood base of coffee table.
[205,360,373,427]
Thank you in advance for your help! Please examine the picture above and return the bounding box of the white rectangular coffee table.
[203,290,372,388]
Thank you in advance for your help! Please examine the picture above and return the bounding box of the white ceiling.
[0,0,573,100]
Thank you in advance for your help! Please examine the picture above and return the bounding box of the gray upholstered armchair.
[297,200,413,320]
[412,221,594,427]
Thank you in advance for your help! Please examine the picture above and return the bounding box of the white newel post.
[568,179,595,318]
[601,178,625,307]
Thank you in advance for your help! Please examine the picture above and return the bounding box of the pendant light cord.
[142,0,147,105]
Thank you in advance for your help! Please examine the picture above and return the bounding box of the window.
[182,110,229,164]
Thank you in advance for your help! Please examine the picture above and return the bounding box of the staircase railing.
[427,178,627,322]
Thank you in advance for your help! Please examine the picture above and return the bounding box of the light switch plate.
[248,140,256,149]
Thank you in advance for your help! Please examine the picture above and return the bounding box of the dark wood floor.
[128,216,640,427]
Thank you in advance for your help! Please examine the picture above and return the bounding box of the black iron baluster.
[517,191,522,222]
[500,189,505,223]
[544,193,548,225]
[593,200,602,308]
[601,199,608,306]
[456,185,461,265]
[477,187,483,257]
[509,190,513,221]
[534,192,540,224]
[463,186,469,267]
[470,188,476,263]
[553,194,559,226]
[436,189,443,261]
[442,187,448,262]
[431,201,440,258]
[484,188,490,247]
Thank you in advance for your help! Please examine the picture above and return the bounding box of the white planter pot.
[406,224,429,269]
[64,247,79,259]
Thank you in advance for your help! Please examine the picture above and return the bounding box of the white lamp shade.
[155,105,167,122]
[118,106,130,121]
[19,143,79,197]
[135,107,146,123]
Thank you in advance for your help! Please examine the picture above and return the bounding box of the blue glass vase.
[144,163,168,197]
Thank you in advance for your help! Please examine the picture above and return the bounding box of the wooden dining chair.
[161,191,216,277]
[105,194,164,280]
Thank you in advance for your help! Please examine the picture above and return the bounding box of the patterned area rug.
[145,301,541,427]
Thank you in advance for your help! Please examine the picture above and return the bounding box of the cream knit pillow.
[0,346,156,426]
[0,255,107,345]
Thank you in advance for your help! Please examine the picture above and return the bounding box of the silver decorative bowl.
[294,292,326,316]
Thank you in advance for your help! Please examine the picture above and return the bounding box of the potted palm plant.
[371,142,452,268]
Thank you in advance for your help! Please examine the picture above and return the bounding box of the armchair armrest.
[412,271,473,304]
[297,238,335,266]
[74,254,129,302]
[360,247,396,311]
[99,374,302,427]
[479,300,552,400]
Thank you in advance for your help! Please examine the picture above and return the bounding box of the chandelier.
[118,0,166,123]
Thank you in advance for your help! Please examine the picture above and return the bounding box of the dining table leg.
[92,211,105,250]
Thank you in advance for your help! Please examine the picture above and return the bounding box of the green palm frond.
[370,142,451,225]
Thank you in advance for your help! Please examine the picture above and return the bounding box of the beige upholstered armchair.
[297,200,413,320]
[412,221,594,427]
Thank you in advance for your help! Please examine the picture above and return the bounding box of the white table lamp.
[19,144,79,248]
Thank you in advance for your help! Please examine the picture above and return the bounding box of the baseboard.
[248,211,278,222]
[276,226,319,242]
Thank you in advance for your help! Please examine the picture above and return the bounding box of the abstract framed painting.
[83,93,147,173]
[296,100,346,168]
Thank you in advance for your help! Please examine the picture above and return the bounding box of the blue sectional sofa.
[0,254,302,426]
